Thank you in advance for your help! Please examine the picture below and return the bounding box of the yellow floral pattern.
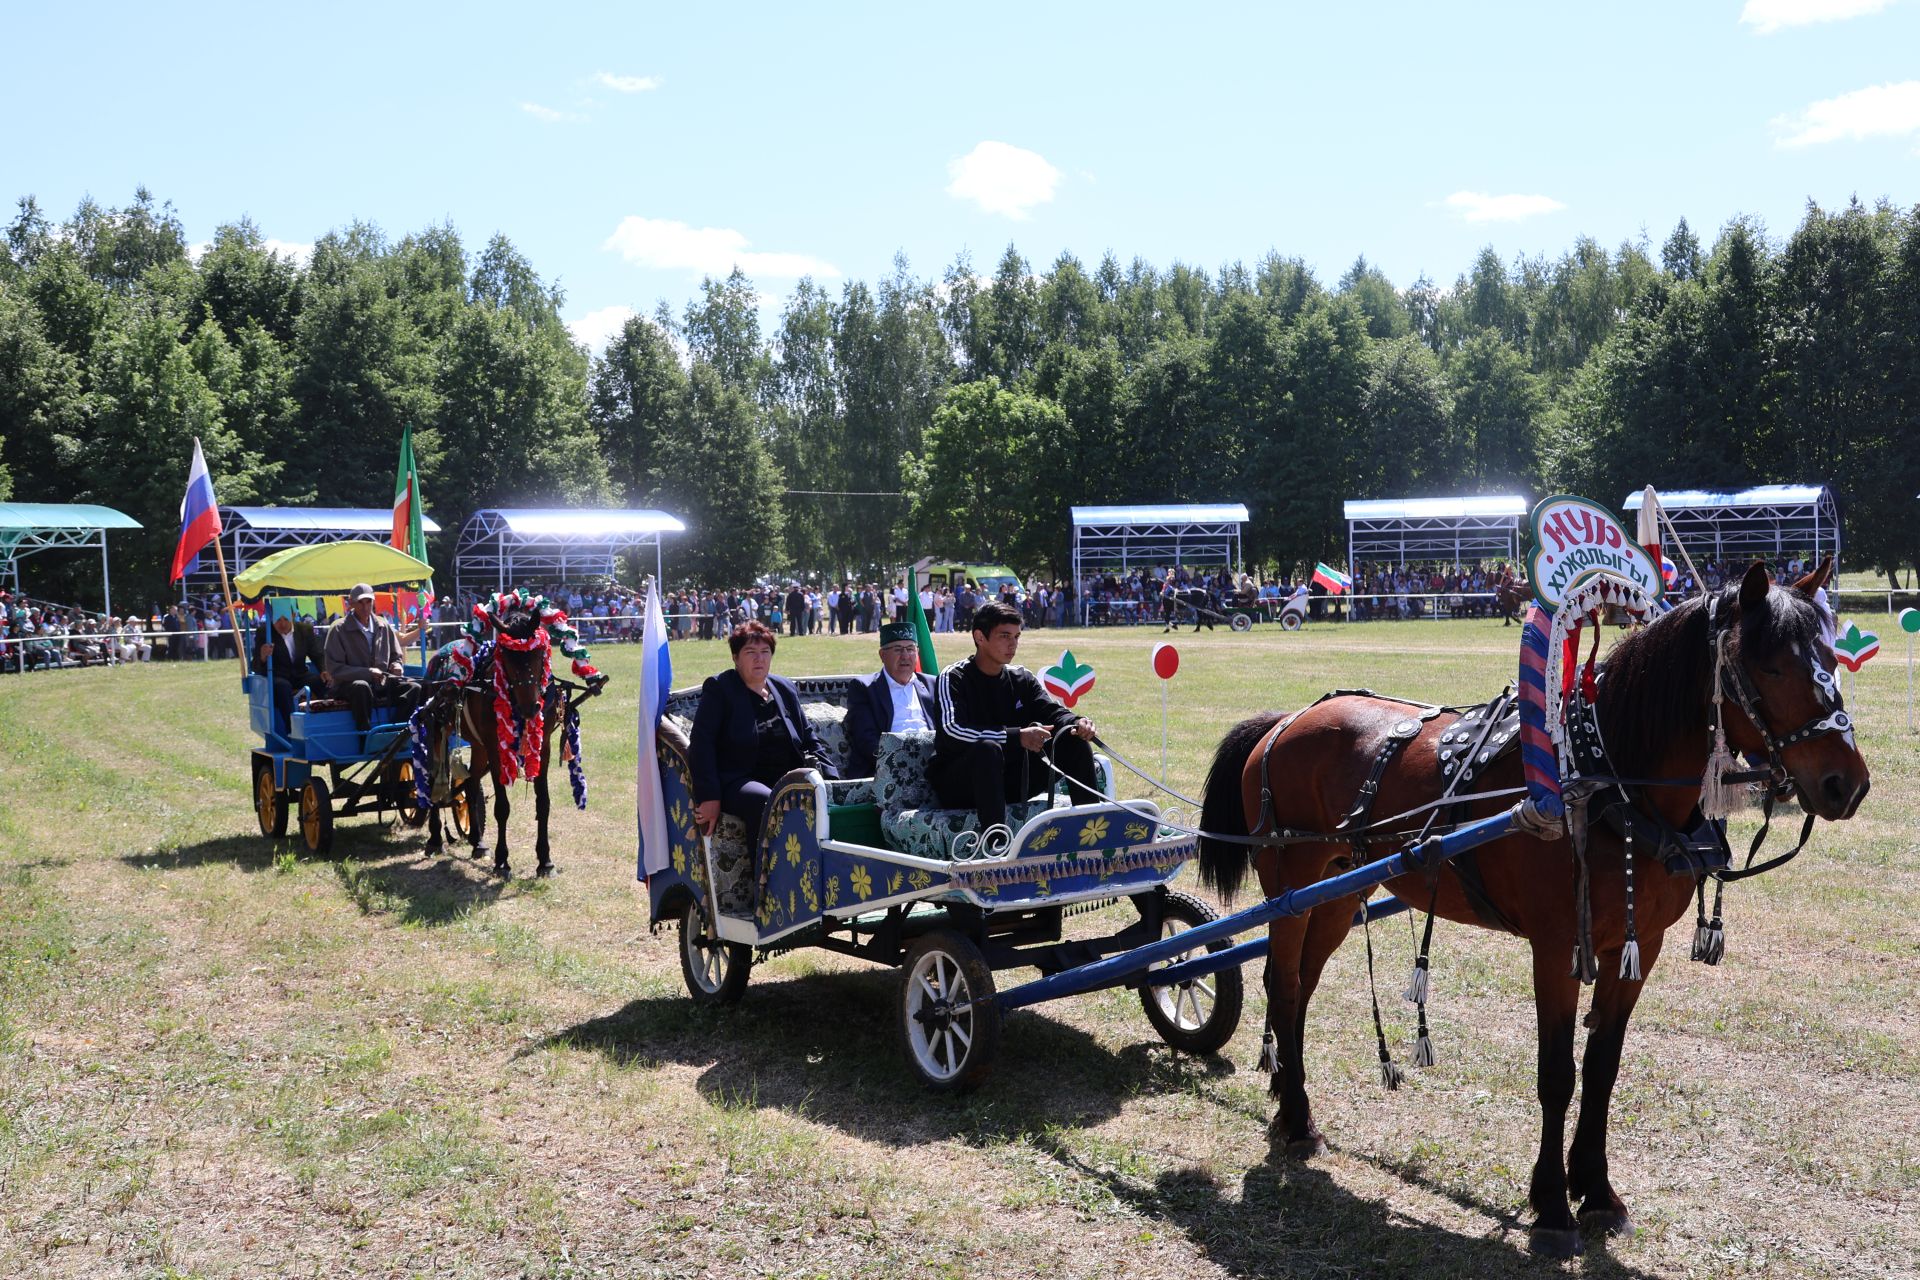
[1079,816,1110,847]
[824,875,841,908]
[786,833,802,867]
[1030,826,1061,851]
[800,862,820,912]
[888,870,904,895]
[1124,822,1150,844]
[850,864,873,900]
[907,869,932,892]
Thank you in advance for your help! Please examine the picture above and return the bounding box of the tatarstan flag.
[392,424,428,564]
[1312,562,1352,595]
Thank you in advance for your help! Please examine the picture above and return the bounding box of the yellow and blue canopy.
[234,541,433,599]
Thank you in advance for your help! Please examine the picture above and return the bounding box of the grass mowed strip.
[1,619,1915,1278]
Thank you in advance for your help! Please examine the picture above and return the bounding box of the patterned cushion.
[886,800,1051,860]
[709,816,755,913]
[829,777,876,807]
[874,730,937,815]
[802,701,851,777]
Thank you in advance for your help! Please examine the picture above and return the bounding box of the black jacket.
[690,669,838,803]
[252,622,322,684]
[933,657,1075,767]
[844,668,936,777]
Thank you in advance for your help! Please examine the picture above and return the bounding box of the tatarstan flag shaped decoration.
[392,424,428,563]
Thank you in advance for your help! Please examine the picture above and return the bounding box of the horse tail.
[1199,711,1286,903]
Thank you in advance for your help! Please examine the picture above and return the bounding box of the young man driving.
[930,600,1099,830]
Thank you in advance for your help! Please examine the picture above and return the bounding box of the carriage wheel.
[1279,610,1305,632]
[898,930,1001,1093]
[299,777,335,855]
[1139,889,1244,1055]
[452,775,485,845]
[392,762,429,829]
[254,760,288,839]
[678,899,751,1005]
[1230,612,1253,632]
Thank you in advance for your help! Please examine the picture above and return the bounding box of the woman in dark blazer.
[691,620,837,845]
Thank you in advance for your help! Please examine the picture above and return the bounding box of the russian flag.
[635,578,675,881]
[169,438,221,583]
[1311,562,1352,595]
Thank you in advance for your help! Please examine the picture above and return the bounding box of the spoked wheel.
[451,774,483,843]
[678,898,752,1005]
[254,759,288,839]
[392,762,429,829]
[1139,888,1244,1055]
[1230,612,1253,632]
[299,777,335,855]
[1279,610,1305,632]
[898,930,1001,1093]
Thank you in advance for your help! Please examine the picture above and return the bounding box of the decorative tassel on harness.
[1361,913,1402,1090]
[1402,898,1438,1067]
[1691,879,1726,965]
[409,700,434,813]
[1619,821,1642,981]
[1700,627,1740,821]
[1257,1028,1279,1076]
[564,705,586,811]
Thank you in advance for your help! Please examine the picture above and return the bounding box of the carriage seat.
[873,730,1111,862]
[663,675,874,807]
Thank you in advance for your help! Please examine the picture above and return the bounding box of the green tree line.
[3,189,1917,599]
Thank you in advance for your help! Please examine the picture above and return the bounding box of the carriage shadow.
[121,833,510,927]
[536,971,1243,1145]
[542,975,1660,1278]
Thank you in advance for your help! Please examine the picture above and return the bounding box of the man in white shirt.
[844,621,936,777]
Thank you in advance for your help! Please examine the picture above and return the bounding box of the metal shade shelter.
[453,508,686,596]
[0,502,142,616]
[1622,485,1839,568]
[1070,504,1248,624]
[183,507,444,587]
[1344,495,1528,571]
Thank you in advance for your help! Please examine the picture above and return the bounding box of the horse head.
[1718,558,1869,821]
[489,603,550,724]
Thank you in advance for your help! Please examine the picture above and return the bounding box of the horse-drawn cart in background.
[237,541,476,854]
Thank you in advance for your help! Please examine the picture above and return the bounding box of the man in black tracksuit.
[930,600,1101,830]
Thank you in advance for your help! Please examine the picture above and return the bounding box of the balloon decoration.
[1151,642,1180,782]
[1041,650,1097,709]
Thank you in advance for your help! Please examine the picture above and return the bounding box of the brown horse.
[1197,561,1868,1257]
[1496,574,1531,625]
[424,605,599,878]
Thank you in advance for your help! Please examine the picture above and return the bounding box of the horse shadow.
[540,975,1663,1278]
[121,832,508,927]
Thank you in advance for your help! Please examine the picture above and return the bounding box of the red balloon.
[1151,643,1179,679]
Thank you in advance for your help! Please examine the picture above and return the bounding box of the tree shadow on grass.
[122,831,509,927]
[541,975,1660,1279]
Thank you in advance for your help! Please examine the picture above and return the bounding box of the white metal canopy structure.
[183,507,445,587]
[453,508,685,596]
[1622,485,1839,568]
[1344,495,1528,571]
[1070,504,1248,624]
[0,502,142,616]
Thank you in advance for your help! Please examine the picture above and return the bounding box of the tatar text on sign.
[1526,495,1660,613]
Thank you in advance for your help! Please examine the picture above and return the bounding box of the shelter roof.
[0,502,142,531]
[1621,485,1828,511]
[479,509,687,537]
[1070,504,1249,527]
[226,506,441,533]
[1343,495,1527,521]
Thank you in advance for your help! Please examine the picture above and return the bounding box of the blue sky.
[4,0,1917,351]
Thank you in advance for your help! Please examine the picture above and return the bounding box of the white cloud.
[262,238,312,266]
[520,101,585,123]
[1740,0,1895,34]
[945,141,1061,219]
[567,304,637,353]
[1442,190,1567,223]
[595,71,660,93]
[1773,80,1920,147]
[602,216,840,279]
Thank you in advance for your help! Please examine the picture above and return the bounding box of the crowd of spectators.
[1,590,246,672]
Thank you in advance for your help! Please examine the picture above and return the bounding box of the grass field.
[1,618,1915,1279]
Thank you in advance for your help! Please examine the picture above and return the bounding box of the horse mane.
[495,605,540,643]
[1596,577,1825,775]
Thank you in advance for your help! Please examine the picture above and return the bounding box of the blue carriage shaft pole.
[994,808,1517,1013]
[1136,894,1414,993]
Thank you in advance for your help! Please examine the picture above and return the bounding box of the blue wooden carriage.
[644,674,1246,1091]
[238,542,475,854]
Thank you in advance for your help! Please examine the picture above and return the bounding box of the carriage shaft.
[992,809,1515,1012]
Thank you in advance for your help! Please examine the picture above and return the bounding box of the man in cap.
[845,620,937,777]
[323,584,420,731]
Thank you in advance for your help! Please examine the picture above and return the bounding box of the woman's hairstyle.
[728,620,778,655]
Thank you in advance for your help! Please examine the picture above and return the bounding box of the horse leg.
[1261,912,1318,1155]
[1568,936,1661,1237]
[1527,941,1583,1258]
[532,766,553,878]
[492,777,513,877]
[1277,895,1363,1156]
[425,806,443,856]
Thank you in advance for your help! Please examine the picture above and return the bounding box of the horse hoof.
[491,865,510,879]
[1283,1135,1327,1160]
[1528,1226,1583,1259]
[1580,1209,1633,1239]
[535,864,556,879]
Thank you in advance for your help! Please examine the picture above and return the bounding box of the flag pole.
[209,497,250,677]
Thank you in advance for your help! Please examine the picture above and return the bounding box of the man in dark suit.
[845,621,937,777]
[253,610,325,736]
[322,583,421,731]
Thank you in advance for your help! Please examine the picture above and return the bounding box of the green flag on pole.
[907,565,938,674]
[391,424,428,564]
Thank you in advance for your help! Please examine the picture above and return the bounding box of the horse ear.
[1791,555,1834,596]
[1739,560,1771,613]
